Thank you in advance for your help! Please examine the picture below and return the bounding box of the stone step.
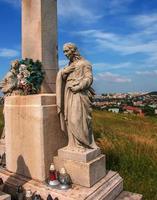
[0,191,11,200]
[0,168,142,200]
[115,191,143,200]
[0,169,123,200]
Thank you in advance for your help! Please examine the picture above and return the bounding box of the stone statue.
[0,58,44,97]
[56,43,98,150]
[0,60,19,97]
[0,60,19,139]
[0,58,44,139]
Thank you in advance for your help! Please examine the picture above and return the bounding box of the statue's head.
[11,60,19,70]
[63,43,80,61]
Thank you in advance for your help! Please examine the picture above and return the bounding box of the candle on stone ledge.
[33,191,41,200]
[25,189,33,200]
[48,163,59,186]
[58,168,72,190]
[47,194,53,200]
[16,185,24,200]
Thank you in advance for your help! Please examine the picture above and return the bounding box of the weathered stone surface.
[0,191,11,200]
[0,169,123,200]
[0,140,5,155]
[54,154,106,187]
[22,0,58,93]
[5,95,67,181]
[115,191,143,200]
[56,43,98,150]
[58,147,101,162]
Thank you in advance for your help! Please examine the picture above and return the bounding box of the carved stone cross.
[22,0,58,93]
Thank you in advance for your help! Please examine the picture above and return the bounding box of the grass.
[0,107,156,199]
[93,110,157,200]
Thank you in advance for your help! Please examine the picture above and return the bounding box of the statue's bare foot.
[65,145,75,151]
[77,146,86,153]
[90,142,100,150]
[75,143,86,153]
[66,143,86,152]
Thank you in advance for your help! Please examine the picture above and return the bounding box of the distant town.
[93,91,157,116]
[0,91,157,117]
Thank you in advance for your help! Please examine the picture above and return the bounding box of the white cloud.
[1,0,20,8]
[93,62,132,70]
[75,13,157,74]
[2,0,135,18]
[95,72,131,83]
[93,63,108,68]
[132,14,157,28]
[58,0,103,23]
[77,29,157,56]
[136,70,157,76]
[105,0,135,14]
[0,48,19,58]
[2,0,134,22]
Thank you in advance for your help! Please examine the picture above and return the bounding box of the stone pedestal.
[54,147,106,187]
[4,94,67,182]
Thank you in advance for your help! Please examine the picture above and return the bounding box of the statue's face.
[63,46,74,60]
[11,60,19,70]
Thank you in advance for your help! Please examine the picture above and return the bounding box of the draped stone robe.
[56,58,96,148]
[0,70,17,96]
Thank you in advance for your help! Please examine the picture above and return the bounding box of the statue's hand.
[71,85,80,93]
[62,66,75,75]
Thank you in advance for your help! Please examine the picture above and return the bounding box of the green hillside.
[93,110,157,200]
[0,108,156,199]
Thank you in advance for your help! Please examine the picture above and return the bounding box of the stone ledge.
[5,94,56,106]
[0,191,11,200]
[115,191,143,200]
[0,169,123,200]
[58,147,101,162]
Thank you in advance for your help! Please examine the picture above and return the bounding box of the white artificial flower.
[20,64,27,70]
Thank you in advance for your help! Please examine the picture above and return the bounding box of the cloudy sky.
[0,0,157,93]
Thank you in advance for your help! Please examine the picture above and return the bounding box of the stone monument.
[0,60,19,97]
[0,0,142,199]
[4,0,67,182]
[22,0,58,93]
[54,43,106,187]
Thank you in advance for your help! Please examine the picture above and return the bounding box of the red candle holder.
[48,163,59,186]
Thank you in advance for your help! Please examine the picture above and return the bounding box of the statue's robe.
[0,70,17,139]
[56,58,96,148]
[0,70,17,95]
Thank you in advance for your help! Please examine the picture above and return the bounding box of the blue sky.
[0,0,157,94]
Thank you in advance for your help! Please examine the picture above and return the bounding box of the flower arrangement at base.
[17,58,45,95]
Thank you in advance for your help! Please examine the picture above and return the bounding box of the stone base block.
[0,169,124,200]
[58,147,101,162]
[5,94,67,182]
[0,191,11,200]
[54,154,106,187]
